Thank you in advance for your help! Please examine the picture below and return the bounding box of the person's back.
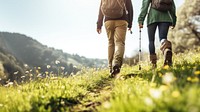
[97,0,133,77]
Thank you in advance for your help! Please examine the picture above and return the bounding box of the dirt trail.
[71,77,113,112]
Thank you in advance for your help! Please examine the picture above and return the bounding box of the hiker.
[97,0,133,77]
[138,0,177,68]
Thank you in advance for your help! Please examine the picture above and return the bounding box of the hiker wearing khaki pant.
[105,20,128,72]
[97,0,133,77]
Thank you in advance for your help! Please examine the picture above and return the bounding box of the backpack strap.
[117,0,128,15]
[167,11,174,25]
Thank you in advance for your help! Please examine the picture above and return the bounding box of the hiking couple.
[97,0,177,77]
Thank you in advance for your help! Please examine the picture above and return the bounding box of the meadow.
[0,48,200,112]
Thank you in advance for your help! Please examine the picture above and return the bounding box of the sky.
[0,0,184,59]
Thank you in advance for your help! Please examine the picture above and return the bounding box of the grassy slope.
[0,49,200,112]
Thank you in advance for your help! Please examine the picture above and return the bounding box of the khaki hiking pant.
[105,20,128,69]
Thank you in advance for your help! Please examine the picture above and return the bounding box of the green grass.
[0,69,111,112]
[99,49,200,112]
[0,49,200,112]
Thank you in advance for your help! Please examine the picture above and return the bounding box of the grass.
[0,68,111,112]
[99,49,200,112]
[0,49,200,112]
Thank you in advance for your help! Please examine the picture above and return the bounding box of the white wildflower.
[144,97,154,106]
[5,82,14,87]
[55,60,60,64]
[162,72,175,85]
[25,71,30,74]
[103,101,111,109]
[13,71,19,75]
[24,64,29,68]
[149,88,162,99]
[37,74,42,78]
[47,65,51,69]
[61,67,65,70]
[21,76,26,78]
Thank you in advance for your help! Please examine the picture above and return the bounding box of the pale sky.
[0,0,184,59]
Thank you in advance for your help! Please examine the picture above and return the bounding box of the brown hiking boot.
[160,40,172,66]
[109,68,112,75]
[163,49,172,66]
[150,54,157,69]
[110,64,120,78]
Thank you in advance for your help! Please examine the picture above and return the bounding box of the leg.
[158,22,170,42]
[147,23,158,68]
[158,22,172,66]
[113,20,128,67]
[111,20,128,77]
[147,23,158,55]
[105,21,115,73]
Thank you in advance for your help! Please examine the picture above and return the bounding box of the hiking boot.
[109,68,112,74]
[110,65,120,78]
[163,49,172,66]
[150,54,157,69]
[160,40,172,67]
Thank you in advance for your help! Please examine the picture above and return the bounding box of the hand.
[139,24,143,29]
[170,26,175,29]
[128,28,132,34]
[97,29,102,34]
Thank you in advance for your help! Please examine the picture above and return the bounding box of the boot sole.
[164,49,172,66]
[110,65,120,78]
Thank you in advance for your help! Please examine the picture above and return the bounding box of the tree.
[168,0,200,53]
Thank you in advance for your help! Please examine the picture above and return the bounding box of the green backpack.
[151,0,173,12]
[101,0,127,18]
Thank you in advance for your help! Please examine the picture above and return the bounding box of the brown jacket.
[97,0,133,29]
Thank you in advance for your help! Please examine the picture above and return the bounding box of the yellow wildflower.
[163,65,169,69]
[192,77,199,82]
[172,90,180,98]
[187,77,192,81]
[159,73,163,77]
[159,85,169,92]
[194,71,200,75]
[0,104,3,107]
[45,71,49,74]
[150,82,156,87]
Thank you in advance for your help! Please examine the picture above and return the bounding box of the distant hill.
[0,32,107,84]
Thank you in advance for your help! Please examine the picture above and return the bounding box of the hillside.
[0,32,107,84]
[0,48,200,112]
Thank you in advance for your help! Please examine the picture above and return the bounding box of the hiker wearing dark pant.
[138,0,177,68]
[97,0,133,77]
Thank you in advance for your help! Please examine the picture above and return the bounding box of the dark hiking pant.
[147,22,171,55]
